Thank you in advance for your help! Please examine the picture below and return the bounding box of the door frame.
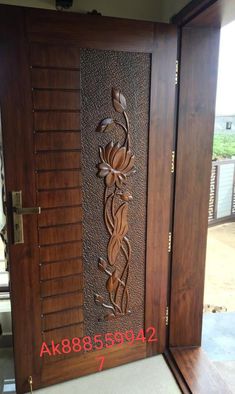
[166,0,235,392]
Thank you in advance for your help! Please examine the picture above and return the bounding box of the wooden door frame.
[166,0,235,392]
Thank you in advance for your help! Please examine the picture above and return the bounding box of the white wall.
[0,0,189,22]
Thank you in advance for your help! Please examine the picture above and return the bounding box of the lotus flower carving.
[94,89,134,321]
[98,142,135,188]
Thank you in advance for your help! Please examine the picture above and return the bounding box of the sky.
[215,21,235,116]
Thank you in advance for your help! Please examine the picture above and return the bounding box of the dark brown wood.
[170,347,232,393]
[0,7,42,393]
[172,0,235,27]
[39,206,82,227]
[0,4,177,392]
[171,0,217,25]
[164,350,191,394]
[170,26,220,347]
[39,223,82,245]
[43,323,84,344]
[40,242,82,263]
[40,259,83,280]
[30,43,80,67]
[33,91,80,110]
[34,112,80,131]
[41,342,146,388]
[145,23,177,355]
[43,308,84,331]
[37,169,81,189]
[42,292,84,314]
[38,189,82,208]
[32,69,80,90]
[26,9,155,52]
[41,274,84,297]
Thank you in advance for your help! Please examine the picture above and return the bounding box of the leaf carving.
[108,203,128,265]
[106,276,113,293]
[96,118,114,133]
[98,257,108,272]
[95,294,104,305]
[112,88,127,113]
[104,313,115,321]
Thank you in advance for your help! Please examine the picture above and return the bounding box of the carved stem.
[123,111,130,150]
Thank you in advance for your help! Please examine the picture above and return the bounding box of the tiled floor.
[0,350,180,394]
[202,312,235,393]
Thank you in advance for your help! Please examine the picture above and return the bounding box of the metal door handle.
[14,206,41,215]
[11,191,41,244]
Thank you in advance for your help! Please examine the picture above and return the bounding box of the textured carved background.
[81,49,150,337]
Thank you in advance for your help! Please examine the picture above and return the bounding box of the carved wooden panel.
[81,49,150,337]
[95,89,134,320]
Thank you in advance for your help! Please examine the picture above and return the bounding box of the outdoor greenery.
[213,133,235,159]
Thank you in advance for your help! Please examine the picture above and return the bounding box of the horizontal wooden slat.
[36,151,80,170]
[39,206,82,227]
[31,69,80,89]
[41,274,83,297]
[35,132,81,151]
[40,242,82,263]
[30,44,80,68]
[43,308,84,331]
[42,292,84,314]
[43,323,84,345]
[41,259,83,280]
[38,189,81,209]
[33,90,80,110]
[37,170,81,190]
[34,111,80,131]
[39,223,82,245]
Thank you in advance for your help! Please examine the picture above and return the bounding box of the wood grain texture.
[0,4,177,392]
[0,7,42,393]
[40,342,146,389]
[36,151,81,170]
[33,90,80,110]
[38,189,81,208]
[34,111,80,131]
[39,206,82,227]
[43,323,84,344]
[41,274,84,297]
[145,23,177,355]
[42,292,83,314]
[32,69,80,89]
[39,223,82,245]
[43,308,84,331]
[40,259,83,280]
[31,43,80,67]
[174,0,235,28]
[37,170,81,189]
[26,9,155,52]
[170,27,220,347]
[40,242,82,263]
[170,347,232,394]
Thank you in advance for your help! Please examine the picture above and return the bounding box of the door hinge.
[165,306,169,326]
[28,376,33,393]
[168,232,172,253]
[175,60,179,85]
[171,151,175,174]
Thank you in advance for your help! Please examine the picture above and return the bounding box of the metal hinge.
[171,151,175,173]
[165,306,169,326]
[168,232,172,253]
[175,60,179,85]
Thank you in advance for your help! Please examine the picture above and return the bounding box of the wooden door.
[0,5,177,393]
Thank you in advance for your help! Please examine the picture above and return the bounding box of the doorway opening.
[202,19,235,393]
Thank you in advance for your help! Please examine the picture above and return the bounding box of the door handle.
[11,191,41,244]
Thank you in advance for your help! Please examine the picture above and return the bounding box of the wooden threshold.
[166,347,232,394]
